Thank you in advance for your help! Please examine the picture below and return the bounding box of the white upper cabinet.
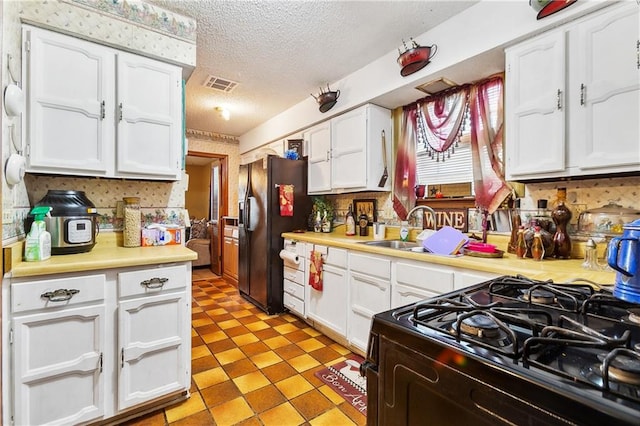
[305,121,332,193]
[505,3,639,181]
[24,26,115,176]
[568,3,640,174]
[306,104,392,195]
[505,30,566,178]
[23,25,183,180]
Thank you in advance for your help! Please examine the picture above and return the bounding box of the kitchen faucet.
[405,205,437,230]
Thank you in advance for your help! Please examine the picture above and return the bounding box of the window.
[415,81,502,195]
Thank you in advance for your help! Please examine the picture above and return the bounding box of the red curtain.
[392,108,417,220]
[469,76,511,214]
[416,87,469,161]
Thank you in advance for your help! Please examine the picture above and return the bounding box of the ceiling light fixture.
[215,106,230,121]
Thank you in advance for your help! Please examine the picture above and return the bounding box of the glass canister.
[123,197,141,247]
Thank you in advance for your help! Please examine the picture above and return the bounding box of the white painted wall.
[239,0,610,154]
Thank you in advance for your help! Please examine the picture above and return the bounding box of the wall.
[187,131,240,218]
[1,0,197,243]
[185,163,211,220]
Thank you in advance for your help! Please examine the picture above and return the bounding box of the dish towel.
[308,250,323,291]
[279,184,294,216]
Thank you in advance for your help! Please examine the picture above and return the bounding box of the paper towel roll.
[279,249,300,265]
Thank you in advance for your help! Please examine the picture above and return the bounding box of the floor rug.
[314,355,367,416]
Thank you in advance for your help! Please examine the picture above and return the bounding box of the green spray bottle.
[24,206,52,262]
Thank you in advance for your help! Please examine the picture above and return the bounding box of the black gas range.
[362,275,640,425]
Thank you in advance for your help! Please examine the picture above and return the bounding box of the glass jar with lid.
[123,197,141,247]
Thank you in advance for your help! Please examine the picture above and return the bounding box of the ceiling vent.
[203,75,238,93]
[415,77,457,95]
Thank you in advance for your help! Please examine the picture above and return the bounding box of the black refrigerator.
[238,155,311,314]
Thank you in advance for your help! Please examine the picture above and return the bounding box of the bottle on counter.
[400,221,409,242]
[508,199,522,254]
[531,226,545,261]
[581,238,599,270]
[516,225,527,258]
[123,197,141,247]
[552,188,572,259]
[321,211,331,233]
[314,210,322,233]
[345,205,356,236]
[358,212,369,236]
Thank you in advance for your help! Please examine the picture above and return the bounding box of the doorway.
[185,151,229,275]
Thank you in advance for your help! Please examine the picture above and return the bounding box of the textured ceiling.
[146,0,478,138]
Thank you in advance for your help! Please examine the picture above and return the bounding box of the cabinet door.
[570,3,640,174]
[348,271,390,352]
[24,25,115,176]
[306,262,347,336]
[223,236,234,276]
[306,122,332,193]
[393,260,454,308]
[505,30,566,180]
[13,305,106,426]
[118,290,189,410]
[232,237,239,279]
[116,52,182,180]
[331,107,368,189]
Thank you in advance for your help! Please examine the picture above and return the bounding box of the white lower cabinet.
[117,265,190,410]
[348,252,391,352]
[454,269,499,290]
[392,259,455,308]
[282,240,307,318]
[306,245,348,337]
[5,263,191,425]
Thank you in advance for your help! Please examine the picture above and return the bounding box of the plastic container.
[123,197,141,247]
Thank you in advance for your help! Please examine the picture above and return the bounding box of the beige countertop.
[281,229,617,285]
[5,233,198,278]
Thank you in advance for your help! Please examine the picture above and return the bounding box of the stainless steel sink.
[359,240,421,250]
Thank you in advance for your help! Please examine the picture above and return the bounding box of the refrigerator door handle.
[247,196,258,231]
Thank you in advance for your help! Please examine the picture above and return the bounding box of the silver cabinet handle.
[100,100,105,120]
[118,102,123,121]
[637,39,639,69]
[140,277,168,289]
[556,89,562,110]
[326,150,330,161]
[41,289,79,302]
[580,84,586,106]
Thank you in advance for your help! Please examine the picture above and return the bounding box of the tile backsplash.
[327,175,640,231]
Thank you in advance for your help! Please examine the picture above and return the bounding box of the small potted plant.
[309,197,334,232]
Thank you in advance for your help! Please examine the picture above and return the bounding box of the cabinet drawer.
[12,274,106,313]
[284,267,304,284]
[283,292,304,317]
[349,252,391,280]
[395,261,454,294]
[118,264,187,298]
[313,245,347,269]
[224,226,238,238]
[284,279,305,300]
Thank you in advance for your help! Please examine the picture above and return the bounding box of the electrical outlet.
[3,210,14,224]
[115,200,124,218]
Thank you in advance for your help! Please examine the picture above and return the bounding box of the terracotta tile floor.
[124,268,366,426]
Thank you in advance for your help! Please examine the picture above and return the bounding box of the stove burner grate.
[488,277,594,313]
[602,348,640,388]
